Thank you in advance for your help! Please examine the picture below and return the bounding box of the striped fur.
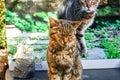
[47,17,83,80]
[57,0,100,56]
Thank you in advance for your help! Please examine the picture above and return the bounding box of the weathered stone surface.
[13,58,35,78]
[87,47,106,60]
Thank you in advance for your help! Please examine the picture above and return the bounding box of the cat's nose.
[87,8,90,11]
[86,3,91,9]
[64,37,69,43]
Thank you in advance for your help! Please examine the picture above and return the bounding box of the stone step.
[87,47,106,60]
[26,40,49,45]
[8,40,49,45]
[6,25,48,38]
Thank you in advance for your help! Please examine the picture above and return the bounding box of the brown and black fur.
[57,0,100,56]
[47,17,83,80]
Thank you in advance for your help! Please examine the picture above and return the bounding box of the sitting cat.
[47,17,83,80]
[57,0,100,56]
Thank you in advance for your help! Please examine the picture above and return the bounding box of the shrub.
[6,10,57,32]
[0,8,7,49]
[97,6,119,16]
[8,44,17,56]
[95,20,120,29]
[99,37,120,59]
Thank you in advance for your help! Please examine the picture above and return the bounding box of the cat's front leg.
[63,65,72,80]
[50,74,61,80]
[63,73,72,80]
[76,33,87,57]
[71,58,83,80]
[48,67,61,80]
[80,36,87,56]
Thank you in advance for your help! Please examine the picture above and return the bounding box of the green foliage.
[33,45,47,52]
[99,37,120,59]
[6,10,32,32]
[0,8,7,49]
[0,32,7,49]
[95,27,110,38]
[95,20,120,29]
[6,10,57,32]
[34,11,57,22]
[40,55,46,61]
[33,54,46,61]
[85,33,97,49]
[8,44,17,56]
[86,19,120,57]
[97,6,119,16]
[115,20,120,29]
[85,33,96,40]
[33,48,43,52]
[33,56,38,60]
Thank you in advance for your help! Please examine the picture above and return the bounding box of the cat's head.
[79,0,100,13]
[49,17,81,46]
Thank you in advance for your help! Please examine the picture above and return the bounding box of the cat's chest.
[84,18,94,29]
[53,46,77,65]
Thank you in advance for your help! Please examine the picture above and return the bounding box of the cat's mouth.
[81,11,94,18]
[83,10,94,14]
[81,8,95,14]
[84,9,95,13]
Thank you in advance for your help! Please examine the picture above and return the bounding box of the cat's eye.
[50,33,56,35]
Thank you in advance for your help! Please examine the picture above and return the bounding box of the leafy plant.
[33,11,57,22]
[6,10,57,32]
[85,33,97,49]
[33,45,47,52]
[0,8,7,49]
[99,37,120,59]
[8,44,17,56]
[40,55,46,61]
[97,6,119,16]
[95,20,119,28]
[85,33,96,40]
[6,10,33,32]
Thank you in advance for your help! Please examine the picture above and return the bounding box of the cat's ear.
[71,21,81,29]
[49,17,59,28]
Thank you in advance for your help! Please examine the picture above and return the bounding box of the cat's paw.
[81,49,88,57]
[81,48,87,54]
[78,48,87,58]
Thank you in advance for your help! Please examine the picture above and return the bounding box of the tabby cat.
[47,17,83,80]
[57,0,100,56]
